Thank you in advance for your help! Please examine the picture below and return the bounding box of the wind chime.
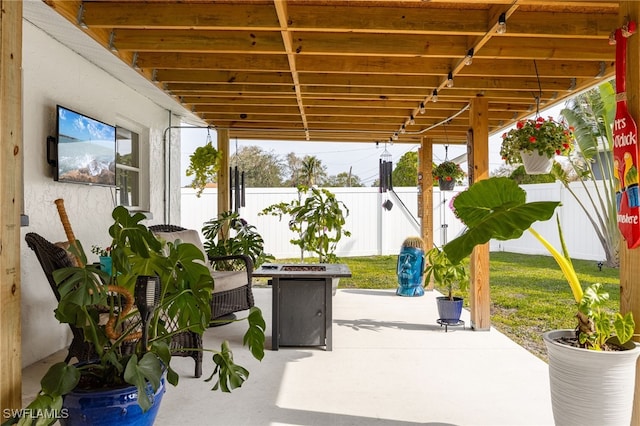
[379,143,393,210]
[230,137,245,213]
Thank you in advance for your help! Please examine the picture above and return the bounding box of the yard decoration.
[8,206,265,426]
[612,21,640,249]
[396,236,425,297]
[500,116,574,174]
[442,176,638,425]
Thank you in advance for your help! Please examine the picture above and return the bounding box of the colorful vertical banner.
[613,21,640,249]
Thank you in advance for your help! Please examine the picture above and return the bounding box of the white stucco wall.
[19,21,182,367]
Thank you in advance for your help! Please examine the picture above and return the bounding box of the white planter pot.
[520,150,553,174]
[543,329,640,426]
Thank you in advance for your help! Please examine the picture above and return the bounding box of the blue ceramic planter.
[436,296,463,321]
[60,377,165,426]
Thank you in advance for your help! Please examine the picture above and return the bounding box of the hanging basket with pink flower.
[500,116,575,174]
[432,160,465,191]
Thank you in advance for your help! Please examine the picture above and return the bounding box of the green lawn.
[298,252,620,361]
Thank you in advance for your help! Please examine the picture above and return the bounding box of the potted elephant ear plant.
[432,160,465,191]
[442,177,638,426]
[499,116,574,174]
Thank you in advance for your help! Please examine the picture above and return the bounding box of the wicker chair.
[148,225,255,323]
[25,232,203,378]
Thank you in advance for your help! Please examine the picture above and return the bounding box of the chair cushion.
[153,229,207,257]
[152,229,247,293]
[211,270,249,292]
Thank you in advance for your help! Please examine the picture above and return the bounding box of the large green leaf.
[40,363,80,397]
[243,307,266,361]
[206,341,250,392]
[123,353,163,412]
[442,178,561,265]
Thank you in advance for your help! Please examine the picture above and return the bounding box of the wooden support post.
[0,0,22,413]
[217,128,230,216]
[468,96,490,330]
[419,139,433,290]
[619,3,640,423]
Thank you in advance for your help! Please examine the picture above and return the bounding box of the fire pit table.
[254,263,352,351]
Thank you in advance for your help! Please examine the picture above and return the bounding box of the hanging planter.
[185,128,220,197]
[432,160,464,191]
[519,150,553,174]
[500,116,574,172]
[438,179,456,191]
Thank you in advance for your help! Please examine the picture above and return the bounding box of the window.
[116,126,140,208]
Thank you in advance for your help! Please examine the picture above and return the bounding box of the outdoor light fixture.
[432,89,438,102]
[419,102,426,114]
[464,48,474,66]
[393,132,399,141]
[408,115,415,125]
[446,71,454,88]
[400,124,406,134]
[135,275,161,351]
[497,13,507,34]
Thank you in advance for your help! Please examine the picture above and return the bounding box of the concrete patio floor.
[22,288,554,426]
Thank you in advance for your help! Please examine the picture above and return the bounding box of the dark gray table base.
[271,277,333,351]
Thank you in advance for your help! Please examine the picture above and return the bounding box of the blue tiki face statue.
[396,245,425,297]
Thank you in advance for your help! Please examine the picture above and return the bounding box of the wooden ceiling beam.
[273,0,309,140]
[111,29,285,54]
[137,53,291,71]
[80,2,281,30]
[156,70,295,85]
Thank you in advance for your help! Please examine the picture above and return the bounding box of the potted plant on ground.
[442,177,638,426]
[7,206,265,426]
[424,246,469,323]
[202,210,274,270]
[500,116,574,174]
[432,160,465,191]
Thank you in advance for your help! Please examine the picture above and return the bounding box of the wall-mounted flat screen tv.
[54,105,117,186]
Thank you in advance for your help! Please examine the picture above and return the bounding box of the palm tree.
[557,81,619,267]
[300,155,326,187]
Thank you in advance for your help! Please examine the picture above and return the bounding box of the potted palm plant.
[7,206,265,426]
[442,177,638,426]
[500,116,574,174]
[432,160,465,191]
[424,246,469,323]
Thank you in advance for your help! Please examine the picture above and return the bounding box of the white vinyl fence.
[181,181,609,262]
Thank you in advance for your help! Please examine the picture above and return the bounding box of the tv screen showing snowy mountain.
[55,105,116,186]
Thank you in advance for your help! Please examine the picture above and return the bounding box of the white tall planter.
[543,329,640,426]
